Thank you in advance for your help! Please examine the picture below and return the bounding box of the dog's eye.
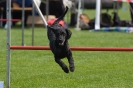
[61,32,65,35]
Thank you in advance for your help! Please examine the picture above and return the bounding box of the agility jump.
[6,0,133,88]
[10,0,133,52]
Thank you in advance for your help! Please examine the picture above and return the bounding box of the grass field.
[0,27,133,88]
[0,2,133,88]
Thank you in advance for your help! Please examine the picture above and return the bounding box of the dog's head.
[47,6,71,46]
[48,24,71,46]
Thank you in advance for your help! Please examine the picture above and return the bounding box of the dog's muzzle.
[58,40,65,46]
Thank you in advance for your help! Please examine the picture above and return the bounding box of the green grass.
[0,27,133,88]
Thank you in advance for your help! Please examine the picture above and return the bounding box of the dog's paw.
[62,67,69,73]
[69,66,75,72]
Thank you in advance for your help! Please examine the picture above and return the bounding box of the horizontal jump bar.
[10,46,133,51]
[0,19,21,22]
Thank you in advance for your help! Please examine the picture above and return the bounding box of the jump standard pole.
[6,0,11,87]
[22,0,25,46]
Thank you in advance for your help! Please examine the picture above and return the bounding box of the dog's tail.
[52,6,68,25]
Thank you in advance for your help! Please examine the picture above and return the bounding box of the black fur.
[47,7,75,73]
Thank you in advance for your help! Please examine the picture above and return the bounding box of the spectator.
[13,0,32,7]
[0,0,33,27]
[49,0,64,18]
[39,0,65,19]
[12,0,32,26]
[0,0,65,27]
[68,0,77,26]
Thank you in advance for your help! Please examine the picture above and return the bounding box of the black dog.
[47,7,75,73]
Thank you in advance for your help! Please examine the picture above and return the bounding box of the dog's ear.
[47,25,56,32]
[65,29,72,39]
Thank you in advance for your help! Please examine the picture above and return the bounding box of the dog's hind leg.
[55,58,69,73]
[67,51,75,72]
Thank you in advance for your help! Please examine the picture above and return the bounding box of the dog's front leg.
[67,51,75,72]
[55,58,69,73]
